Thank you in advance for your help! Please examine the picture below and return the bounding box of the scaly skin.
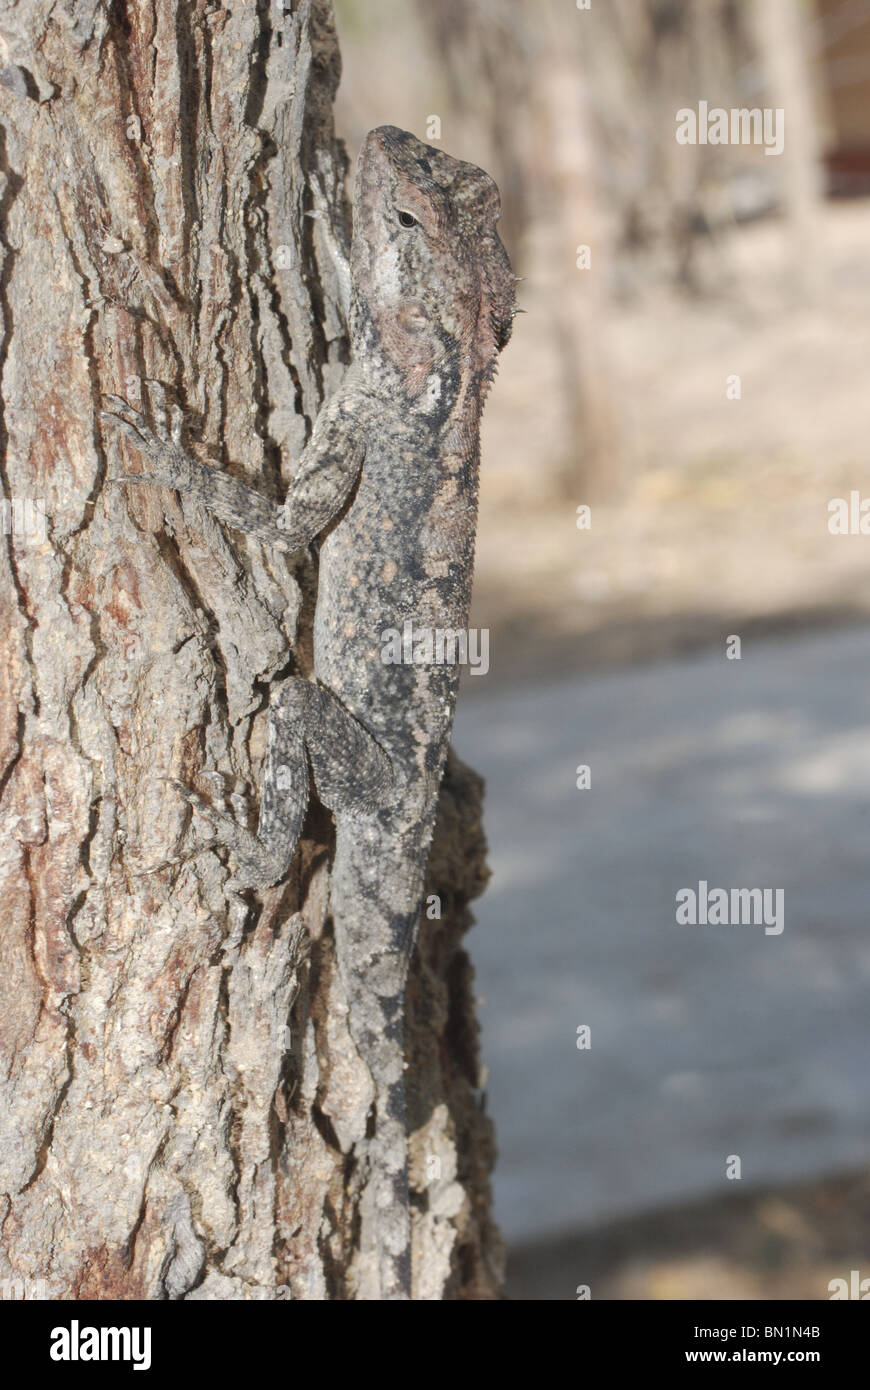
[103,126,516,1300]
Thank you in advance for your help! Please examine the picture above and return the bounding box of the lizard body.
[103,126,515,1300]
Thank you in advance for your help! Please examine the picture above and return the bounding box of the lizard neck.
[349,268,501,425]
[349,319,494,443]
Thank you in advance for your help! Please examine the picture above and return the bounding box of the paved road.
[454,627,870,1246]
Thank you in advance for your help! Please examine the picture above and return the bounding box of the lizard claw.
[101,380,198,493]
[102,393,145,428]
[127,842,219,878]
[166,776,285,891]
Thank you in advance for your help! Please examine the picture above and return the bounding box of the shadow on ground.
[507,1169,870,1300]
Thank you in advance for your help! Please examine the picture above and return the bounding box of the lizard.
[101,125,516,1301]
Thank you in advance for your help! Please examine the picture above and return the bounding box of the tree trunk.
[750,0,825,297]
[0,0,501,1302]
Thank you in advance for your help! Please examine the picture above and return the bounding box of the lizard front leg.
[101,379,365,552]
[101,377,371,884]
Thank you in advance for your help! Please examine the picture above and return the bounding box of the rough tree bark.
[0,0,502,1301]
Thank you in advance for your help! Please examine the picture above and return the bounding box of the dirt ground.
[458,624,870,1302]
[508,1169,870,1301]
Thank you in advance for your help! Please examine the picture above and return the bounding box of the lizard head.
[351,126,516,401]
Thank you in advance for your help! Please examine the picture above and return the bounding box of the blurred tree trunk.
[581,0,754,294]
[540,40,623,498]
[750,0,825,296]
[416,0,531,255]
[0,0,501,1302]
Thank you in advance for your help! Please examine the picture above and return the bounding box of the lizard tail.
[345,982,413,1301]
[330,825,429,1299]
[330,887,419,1295]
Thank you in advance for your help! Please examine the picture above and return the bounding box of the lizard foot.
[101,379,198,492]
[169,778,286,891]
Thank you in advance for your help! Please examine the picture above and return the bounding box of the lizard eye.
[397,209,419,229]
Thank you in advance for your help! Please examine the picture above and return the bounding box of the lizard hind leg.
[297,679,395,817]
[176,676,413,1296]
[174,678,311,891]
[181,677,394,890]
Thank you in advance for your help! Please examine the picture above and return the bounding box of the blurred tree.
[578,0,754,294]
[814,0,870,195]
[576,0,824,293]
[0,0,501,1301]
[416,0,532,255]
[537,11,624,498]
[750,0,825,295]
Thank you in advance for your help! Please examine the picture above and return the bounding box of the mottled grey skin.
[102,126,515,1300]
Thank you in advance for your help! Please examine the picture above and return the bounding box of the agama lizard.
[102,126,516,1300]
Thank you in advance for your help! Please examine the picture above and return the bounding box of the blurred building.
[816,0,870,194]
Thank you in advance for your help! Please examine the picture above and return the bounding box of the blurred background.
[333,0,870,1299]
